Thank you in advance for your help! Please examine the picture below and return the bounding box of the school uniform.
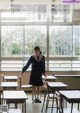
[22,55,45,86]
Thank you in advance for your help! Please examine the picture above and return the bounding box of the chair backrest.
[43,79,56,98]
[1,74,4,82]
[19,76,21,89]
[43,79,47,91]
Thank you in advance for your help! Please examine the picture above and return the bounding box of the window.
[1,26,47,71]
[49,26,72,56]
[1,26,23,57]
[50,4,72,23]
[25,26,47,56]
[1,26,23,71]
[73,26,80,56]
[49,60,72,71]
[0,5,80,72]
[1,5,47,23]
[49,26,72,71]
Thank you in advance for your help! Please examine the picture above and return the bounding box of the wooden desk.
[47,82,68,91]
[59,90,80,113]
[3,91,28,113]
[1,82,18,90]
[3,76,18,82]
[42,75,57,82]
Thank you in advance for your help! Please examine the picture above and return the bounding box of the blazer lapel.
[39,55,43,62]
[33,55,43,62]
[33,55,38,62]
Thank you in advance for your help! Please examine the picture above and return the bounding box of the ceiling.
[0,0,79,6]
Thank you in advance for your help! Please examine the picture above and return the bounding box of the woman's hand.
[44,73,47,77]
[20,72,23,76]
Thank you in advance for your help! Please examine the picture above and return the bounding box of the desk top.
[47,82,68,88]
[3,91,28,99]
[42,75,57,80]
[1,82,18,87]
[55,75,80,77]
[1,109,21,113]
[59,90,80,99]
[9,109,21,113]
[21,85,32,88]
[4,76,18,80]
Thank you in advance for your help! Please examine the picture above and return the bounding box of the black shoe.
[34,99,38,103]
[37,99,42,103]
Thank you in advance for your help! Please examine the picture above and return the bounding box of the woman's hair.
[40,51,42,54]
[34,46,42,54]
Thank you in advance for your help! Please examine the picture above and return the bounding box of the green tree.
[12,43,21,54]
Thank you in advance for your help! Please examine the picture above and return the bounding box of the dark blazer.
[22,55,45,86]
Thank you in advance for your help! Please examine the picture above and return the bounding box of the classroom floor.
[8,93,80,113]
[25,93,80,113]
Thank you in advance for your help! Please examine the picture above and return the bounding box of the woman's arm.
[21,56,32,75]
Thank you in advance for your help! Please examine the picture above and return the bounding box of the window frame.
[0,5,80,72]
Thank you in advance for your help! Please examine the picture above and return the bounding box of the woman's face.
[34,50,40,56]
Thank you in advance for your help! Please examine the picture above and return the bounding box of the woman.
[21,46,46,103]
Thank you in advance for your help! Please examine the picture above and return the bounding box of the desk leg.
[71,103,73,113]
[78,103,79,110]
[22,103,24,113]
[60,95,63,113]
[25,100,26,113]
[15,103,17,108]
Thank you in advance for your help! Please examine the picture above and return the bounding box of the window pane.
[1,5,47,23]
[1,26,23,71]
[1,26,23,57]
[72,61,80,71]
[1,60,23,71]
[25,26,47,56]
[49,60,72,71]
[49,26,72,56]
[50,4,72,23]
[73,26,80,56]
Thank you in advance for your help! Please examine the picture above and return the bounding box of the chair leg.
[56,98,58,113]
[51,96,54,113]
[40,86,42,99]
[71,103,73,113]
[45,97,49,113]
[65,100,67,108]
[41,91,47,112]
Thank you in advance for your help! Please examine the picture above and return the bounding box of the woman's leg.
[33,86,37,99]
[36,86,42,103]
[33,86,41,99]
[37,86,40,99]
[37,86,42,100]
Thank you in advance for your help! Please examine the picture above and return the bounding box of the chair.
[19,76,33,100]
[41,80,59,113]
[1,74,4,82]
[41,80,48,112]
